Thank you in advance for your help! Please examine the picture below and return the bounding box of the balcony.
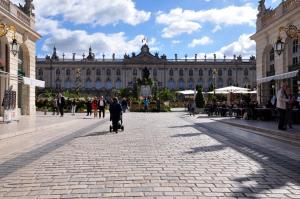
[266,70,275,77]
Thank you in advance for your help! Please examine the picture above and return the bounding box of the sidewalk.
[211,117,300,146]
[0,112,92,140]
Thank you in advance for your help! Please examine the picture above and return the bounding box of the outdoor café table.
[232,108,246,118]
[255,107,273,121]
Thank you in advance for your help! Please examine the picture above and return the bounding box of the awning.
[257,70,299,84]
[23,77,45,88]
[176,90,196,95]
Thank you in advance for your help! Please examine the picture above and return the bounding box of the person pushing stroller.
[109,97,123,133]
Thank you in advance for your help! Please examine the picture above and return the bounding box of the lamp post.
[212,69,217,95]
[0,23,19,56]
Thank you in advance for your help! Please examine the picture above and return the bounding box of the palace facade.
[251,0,300,104]
[36,44,256,93]
[0,0,41,118]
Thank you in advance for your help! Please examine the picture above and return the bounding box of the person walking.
[121,98,128,113]
[52,96,59,115]
[143,97,149,112]
[92,97,98,118]
[71,99,77,116]
[86,98,92,116]
[109,97,122,133]
[284,88,294,129]
[98,96,106,118]
[156,98,161,112]
[57,93,65,117]
[276,83,289,130]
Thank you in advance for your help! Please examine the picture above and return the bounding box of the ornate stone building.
[0,0,41,118]
[36,44,256,93]
[251,0,300,104]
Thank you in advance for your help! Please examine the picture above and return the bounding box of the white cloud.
[40,22,158,59]
[196,34,256,59]
[13,0,151,26]
[156,4,257,38]
[188,36,213,48]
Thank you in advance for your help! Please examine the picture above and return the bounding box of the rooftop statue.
[258,0,266,16]
[19,0,35,16]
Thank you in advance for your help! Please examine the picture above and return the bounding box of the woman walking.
[92,97,98,118]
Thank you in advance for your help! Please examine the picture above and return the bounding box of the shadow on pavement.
[169,117,300,198]
[185,144,227,154]
[171,133,202,138]
[0,119,108,180]
[81,131,112,137]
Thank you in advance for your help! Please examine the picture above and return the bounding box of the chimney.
[72,53,76,61]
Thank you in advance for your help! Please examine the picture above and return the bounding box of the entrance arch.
[18,44,31,115]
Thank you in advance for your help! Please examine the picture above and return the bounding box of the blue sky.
[13,0,281,59]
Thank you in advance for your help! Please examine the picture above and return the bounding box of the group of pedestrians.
[276,82,298,130]
[85,96,107,118]
[52,93,65,117]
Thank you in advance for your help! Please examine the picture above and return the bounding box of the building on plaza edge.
[251,0,300,105]
[0,0,41,118]
[36,44,256,94]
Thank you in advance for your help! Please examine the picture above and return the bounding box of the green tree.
[158,88,175,101]
[195,86,205,108]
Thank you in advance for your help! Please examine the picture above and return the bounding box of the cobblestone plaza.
[0,112,299,198]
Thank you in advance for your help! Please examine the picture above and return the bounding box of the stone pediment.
[124,44,166,64]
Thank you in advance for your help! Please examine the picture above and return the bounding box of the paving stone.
[0,113,298,198]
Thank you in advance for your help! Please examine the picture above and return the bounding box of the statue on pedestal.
[19,0,35,16]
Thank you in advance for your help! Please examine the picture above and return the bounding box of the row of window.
[39,68,249,77]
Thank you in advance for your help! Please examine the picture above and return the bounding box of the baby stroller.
[109,112,124,133]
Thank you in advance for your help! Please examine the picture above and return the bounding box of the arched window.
[189,69,193,76]
[169,69,174,76]
[153,69,157,76]
[95,79,102,89]
[292,39,299,65]
[66,69,70,76]
[64,79,72,89]
[96,69,101,76]
[227,78,233,86]
[218,69,222,76]
[178,79,185,89]
[116,69,121,76]
[115,79,122,89]
[208,69,212,76]
[85,78,92,89]
[244,68,248,76]
[86,68,91,76]
[133,69,137,76]
[197,79,203,87]
[293,39,299,53]
[55,79,61,89]
[179,69,184,76]
[217,78,223,88]
[56,69,60,75]
[199,69,203,76]
[228,69,232,76]
[106,79,112,89]
[38,68,43,76]
[270,48,275,62]
[167,79,175,90]
[106,69,111,76]
[188,79,194,89]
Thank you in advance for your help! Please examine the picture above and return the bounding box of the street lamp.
[275,37,285,56]
[212,69,217,94]
[0,23,19,56]
[276,24,300,56]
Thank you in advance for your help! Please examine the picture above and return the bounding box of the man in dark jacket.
[57,93,65,117]
[109,97,122,133]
